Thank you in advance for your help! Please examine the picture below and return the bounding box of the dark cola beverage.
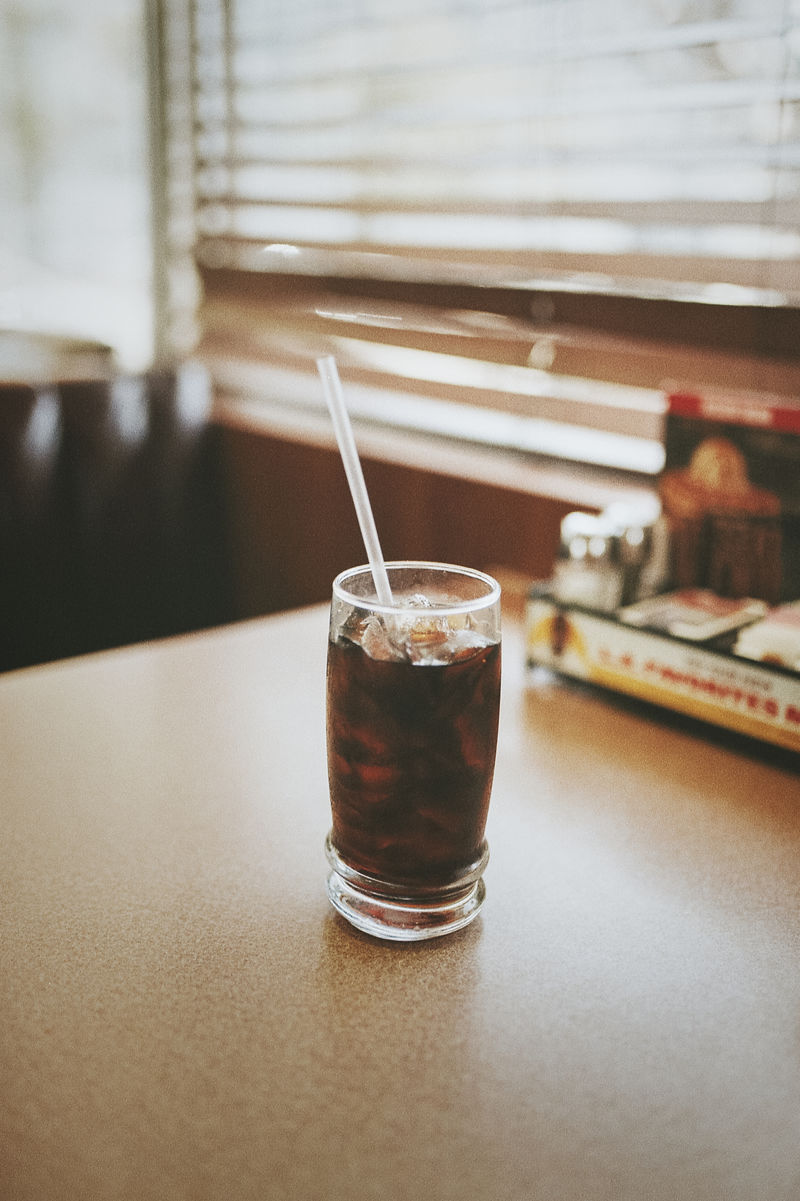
[326,627,501,891]
[325,562,502,940]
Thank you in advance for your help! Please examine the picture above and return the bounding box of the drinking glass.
[325,561,502,941]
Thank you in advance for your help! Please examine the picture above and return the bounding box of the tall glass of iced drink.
[325,561,501,941]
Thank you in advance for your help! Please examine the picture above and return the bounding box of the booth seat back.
[0,363,233,672]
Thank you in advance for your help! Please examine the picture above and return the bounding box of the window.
[154,0,800,489]
[0,0,153,370]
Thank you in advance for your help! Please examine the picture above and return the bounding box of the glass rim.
[332,560,501,617]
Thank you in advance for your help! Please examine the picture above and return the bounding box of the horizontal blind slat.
[177,0,800,364]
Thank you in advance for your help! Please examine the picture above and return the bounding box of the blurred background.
[2,0,799,667]
[3,0,799,374]
[0,0,153,368]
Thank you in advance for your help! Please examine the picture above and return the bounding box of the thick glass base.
[325,833,488,942]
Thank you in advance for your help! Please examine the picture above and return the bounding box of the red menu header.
[667,390,800,435]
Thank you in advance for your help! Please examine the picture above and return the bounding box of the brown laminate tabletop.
[2,604,800,1201]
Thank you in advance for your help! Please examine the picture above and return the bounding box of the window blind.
[154,0,800,479]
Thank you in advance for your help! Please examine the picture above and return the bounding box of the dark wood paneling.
[217,426,573,617]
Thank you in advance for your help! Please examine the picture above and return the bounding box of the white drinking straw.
[316,355,394,607]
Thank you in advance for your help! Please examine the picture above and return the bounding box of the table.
[3,604,800,1201]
